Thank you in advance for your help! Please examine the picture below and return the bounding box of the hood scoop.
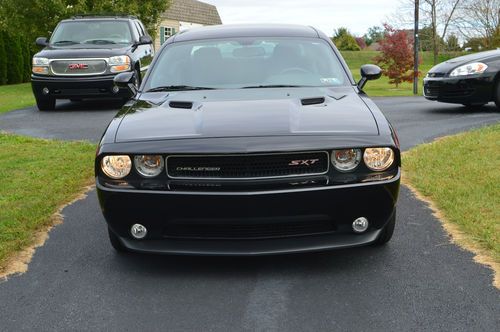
[169,101,193,109]
[301,97,325,106]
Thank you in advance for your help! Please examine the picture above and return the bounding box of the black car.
[31,15,154,111]
[424,50,500,108]
[96,24,401,255]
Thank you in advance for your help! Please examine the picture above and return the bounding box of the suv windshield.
[145,37,349,90]
[50,20,133,45]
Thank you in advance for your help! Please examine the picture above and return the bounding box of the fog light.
[42,87,50,95]
[112,85,120,94]
[131,224,147,239]
[352,217,369,233]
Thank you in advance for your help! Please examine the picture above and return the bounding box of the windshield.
[144,37,349,90]
[50,20,133,45]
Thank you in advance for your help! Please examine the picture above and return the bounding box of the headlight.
[101,155,132,179]
[331,149,362,172]
[363,148,394,171]
[449,62,488,77]
[109,55,131,73]
[134,155,164,178]
[32,57,49,74]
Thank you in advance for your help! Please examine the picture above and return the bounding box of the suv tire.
[36,96,56,111]
[494,80,500,110]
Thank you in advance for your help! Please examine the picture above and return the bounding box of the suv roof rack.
[71,14,138,20]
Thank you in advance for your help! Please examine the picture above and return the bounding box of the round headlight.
[364,148,395,171]
[101,155,132,179]
[134,155,164,178]
[331,149,362,172]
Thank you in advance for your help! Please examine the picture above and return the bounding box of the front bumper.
[96,171,400,255]
[423,74,495,104]
[31,74,132,99]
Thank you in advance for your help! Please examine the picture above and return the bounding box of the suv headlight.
[109,55,131,73]
[101,155,132,179]
[449,62,488,77]
[32,57,49,74]
[363,148,395,171]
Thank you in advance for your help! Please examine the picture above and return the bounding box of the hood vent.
[301,97,325,106]
[169,101,193,109]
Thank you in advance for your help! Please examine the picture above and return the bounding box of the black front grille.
[167,152,329,179]
[162,217,335,240]
[425,86,440,97]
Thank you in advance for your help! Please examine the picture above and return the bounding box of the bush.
[5,34,24,84]
[0,32,7,85]
[333,28,361,51]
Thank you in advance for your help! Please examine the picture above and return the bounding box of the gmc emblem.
[288,159,320,166]
[68,63,89,70]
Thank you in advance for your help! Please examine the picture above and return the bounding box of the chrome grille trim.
[49,58,108,76]
[166,151,330,180]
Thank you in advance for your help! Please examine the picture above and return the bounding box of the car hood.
[114,87,379,143]
[35,45,131,59]
[428,50,500,74]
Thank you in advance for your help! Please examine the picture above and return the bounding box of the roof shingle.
[163,0,222,26]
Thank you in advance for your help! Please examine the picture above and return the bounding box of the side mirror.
[114,72,138,96]
[137,35,152,45]
[358,64,382,90]
[36,37,48,47]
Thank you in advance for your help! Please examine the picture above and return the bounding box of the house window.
[160,26,176,45]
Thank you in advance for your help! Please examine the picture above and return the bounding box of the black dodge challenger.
[96,24,401,255]
[424,49,500,108]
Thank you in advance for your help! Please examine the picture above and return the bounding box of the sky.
[203,0,404,37]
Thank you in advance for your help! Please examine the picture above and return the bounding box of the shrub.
[5,34,24,84]
[0,32,7,85]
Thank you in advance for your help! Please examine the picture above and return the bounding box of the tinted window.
[145,37,348,89]
[51,21,133,45]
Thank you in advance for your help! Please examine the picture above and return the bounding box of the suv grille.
[166,151,329,179]
[50,59,107,76]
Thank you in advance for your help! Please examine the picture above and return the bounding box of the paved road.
[0,98,499,331]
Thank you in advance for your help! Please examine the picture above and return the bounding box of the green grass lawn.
[0,134,95,273]
[341,50,436,97]
[403,124,500,263]
[0,83,35,114]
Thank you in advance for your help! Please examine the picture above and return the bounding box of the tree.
[5,33,23,84]
[445,34,461,51]
[364,26,384,46]
[0,0,171,43]
[455,0,500,49]
[0,32,7,85]
[375,24,416,88]
[332,27,361,51]
[355,37,367,49]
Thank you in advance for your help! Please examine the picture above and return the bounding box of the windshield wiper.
[146,85,216,92]
[53,40,79,45]
[242,84,306,89]
[84,39,116,44]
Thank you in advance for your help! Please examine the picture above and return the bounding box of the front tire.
[35,96,56,111]
[374,210,396,245]
[108,227,128,253]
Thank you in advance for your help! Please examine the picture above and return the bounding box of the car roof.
[173,24,321,42]
[61,17,134,23]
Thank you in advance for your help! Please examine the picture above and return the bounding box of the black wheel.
[108,227,128,252]
[374,209,396,245]
[494,80,500,110]
[35,96,56,111]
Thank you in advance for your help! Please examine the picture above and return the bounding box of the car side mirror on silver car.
[358,64,382,90]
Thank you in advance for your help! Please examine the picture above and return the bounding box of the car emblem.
[68,63,89,70]
[288,159,320,166]
[176,166,221,172]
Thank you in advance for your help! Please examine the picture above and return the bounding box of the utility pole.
[413,0,419,95]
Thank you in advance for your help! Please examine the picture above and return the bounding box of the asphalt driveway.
[0,97,499,331]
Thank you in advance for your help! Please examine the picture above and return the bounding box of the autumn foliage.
[375,24,418,88]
